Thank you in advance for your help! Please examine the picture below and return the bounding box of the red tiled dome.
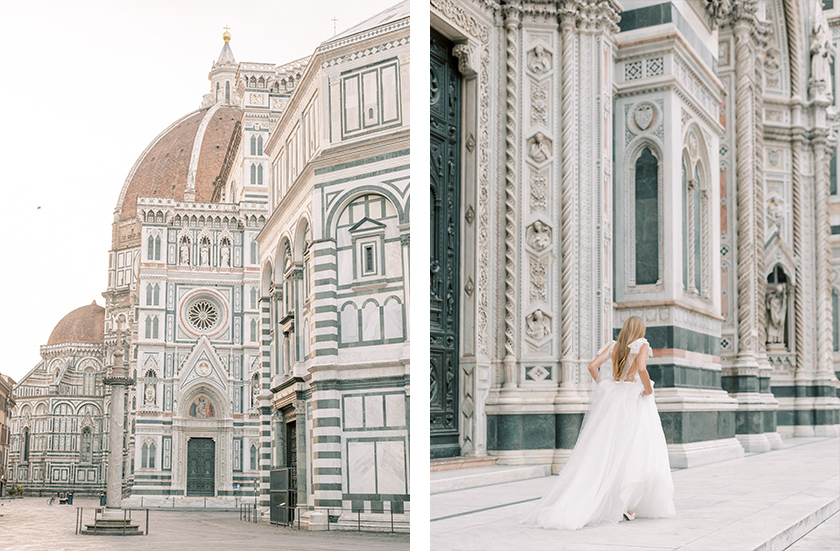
[47,302,105,346]
[114,105,242,221]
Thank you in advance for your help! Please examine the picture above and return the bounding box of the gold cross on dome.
[224,25,230,33]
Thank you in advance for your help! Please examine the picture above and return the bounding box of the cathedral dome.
[114,105,242,221]
[47,301,106,346]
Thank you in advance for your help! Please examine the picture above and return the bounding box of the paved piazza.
[0,497,409,550]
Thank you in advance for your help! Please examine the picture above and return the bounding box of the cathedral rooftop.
[46,301,105,346]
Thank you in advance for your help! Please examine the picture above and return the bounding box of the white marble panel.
[347,441,376,494]
[337,249,353,284]
[383,300,403,339]
[340,304,359,343]
[385,241,403,277]
[362,302,381,341]
[364,395,384,428]
[385,393,406,427]
[376,440,407,494]
[344,396,363,429]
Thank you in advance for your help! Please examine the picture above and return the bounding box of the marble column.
[103,334,133,510]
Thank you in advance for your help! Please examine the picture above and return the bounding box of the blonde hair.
[612,316,646,380]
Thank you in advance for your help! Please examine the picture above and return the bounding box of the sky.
[0,0,403,383]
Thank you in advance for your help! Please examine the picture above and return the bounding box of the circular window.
[188,300,219,332]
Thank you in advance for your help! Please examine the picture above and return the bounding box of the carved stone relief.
[527,132,552,163]
[525,309,551,342]
[530,82,549,126]
[526,220,552,251]
[529,258,548,303]
[527,45,552,75]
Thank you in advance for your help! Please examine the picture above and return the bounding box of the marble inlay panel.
[344,395,363,429]
[347,441,376,494]
[383,300,403,339]
[341,304,359,343]
[376,440,407,494]
[337,249,353,284]
[362,302,381,341]
[365,395,384,428]
[385,393,405,427]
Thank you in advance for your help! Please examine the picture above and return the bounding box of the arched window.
[145,316,152,338]
[216,82,220,101]
[147,235,155,260]
[693,164,702,292]
[250,240,258,265]
[250,444,257,471]
[149,442,156,469]
[257,136,264,156]
[152,316,159,339]
[341,303,359,343]
[225,81,230,102]
[682,157,689,289]
[250,287,258,309]
[22,428,30,462]
[251,135,257,155]
[84,368,96,395]
[383,298,404,340]
[153,283,160,306]
[250,319,257,342]
[257,164,264,185]
[154,236,161,260]
[634,147,659,285]
[146,284,153,305]
[80,427,92,463]
[141,442,148,468]
[250,163,256,185]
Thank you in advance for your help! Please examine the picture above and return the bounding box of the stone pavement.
[431,437,840,551]
[0,496,409,551]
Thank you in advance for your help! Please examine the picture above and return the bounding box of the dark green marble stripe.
[650,364,721,389]
[770,385,838,398]
[613,325,719,355]
[659,410,736,444]
[777,409,840,426]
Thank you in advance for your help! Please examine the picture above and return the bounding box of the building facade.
[0,372,15,495]
[430,0,840,470]
[256,1,410,529]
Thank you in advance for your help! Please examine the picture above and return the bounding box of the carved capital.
[502,2,522,28]
[452,43,478,77]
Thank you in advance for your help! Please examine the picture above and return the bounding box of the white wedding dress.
[520,337,675,530]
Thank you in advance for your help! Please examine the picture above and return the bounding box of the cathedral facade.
[430,0,840,470]
[7,2,409,531]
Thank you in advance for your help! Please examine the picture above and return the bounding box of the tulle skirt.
[520,378,675,530]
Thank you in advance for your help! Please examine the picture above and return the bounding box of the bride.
[520,316,675,530]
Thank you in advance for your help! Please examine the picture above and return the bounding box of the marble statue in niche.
[144,383,156,406]
[766,283,787,346]
[527,220,552,251]
[528,133,552,163]
[220,242,231,267]
[527,45,552,74]
[526,309,551,341]
[810,0,834,102]
[179,240,190,265]
[200,242,210,267]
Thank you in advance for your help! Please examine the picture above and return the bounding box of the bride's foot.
[623,510,636,521]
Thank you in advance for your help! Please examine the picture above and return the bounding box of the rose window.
[188,300,218,331]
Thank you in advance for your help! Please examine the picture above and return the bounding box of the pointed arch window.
[147,235,155,260]
[146,283,154,305]
[225,81,230,102]
[250,443,257,471]
[250,240,258,265]
[154,236,161,260]
[145,316,152,338]
[257,164,264,185]
[153,283,160,305]
[250,287,258,309]
[251,135,257,156]
[152,316,159,339]
[141,442,148,468]
[80,427,92,463]
[693,164,702,292]
[84,368,96,395]
[216,82,220,101]
[257,136,264,156]
[634,147,660,286]
[250,163,257,185]
[250,319,257,342]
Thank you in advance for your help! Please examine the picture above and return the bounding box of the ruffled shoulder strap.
[628,337,653,357]
[596,340,615,357]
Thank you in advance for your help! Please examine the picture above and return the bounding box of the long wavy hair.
[612,316,646,380]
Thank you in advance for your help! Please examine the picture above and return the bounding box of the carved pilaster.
[502,3,521,389]
[791,132,806,381]
[814,133,834,379]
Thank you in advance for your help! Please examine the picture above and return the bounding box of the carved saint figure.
[252,381,259,408]
[527,220,552,251]
[528,132,552,163]
[220,244,231,267]
[144,384,156,406]
[179,241,190,265]
[200,243,210,267]
[528,45,552,74]
[810,1,834,102]
[526,309,550,341]
[766,283,787,344]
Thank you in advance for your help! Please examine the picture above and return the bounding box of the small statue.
[766,283,787,344]
[527,45,552,74]
[144,384,156,406]
[200,244,210,267]
[810,0,834,102]
[526,309,550,340]
[220,244,231,267]
[528,132,552,163]
[179,242,190,265]
[527,221,552,251]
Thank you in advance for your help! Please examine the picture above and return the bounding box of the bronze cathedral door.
[430,29,461,459]
[187,438,215,496]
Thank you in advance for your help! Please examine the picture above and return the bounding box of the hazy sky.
[0,0,402,383]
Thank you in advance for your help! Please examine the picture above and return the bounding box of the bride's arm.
[637,343,653,395]
[586,346,612,383]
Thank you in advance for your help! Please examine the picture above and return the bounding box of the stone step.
[431,456,498,472]
[431,464,551,495]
